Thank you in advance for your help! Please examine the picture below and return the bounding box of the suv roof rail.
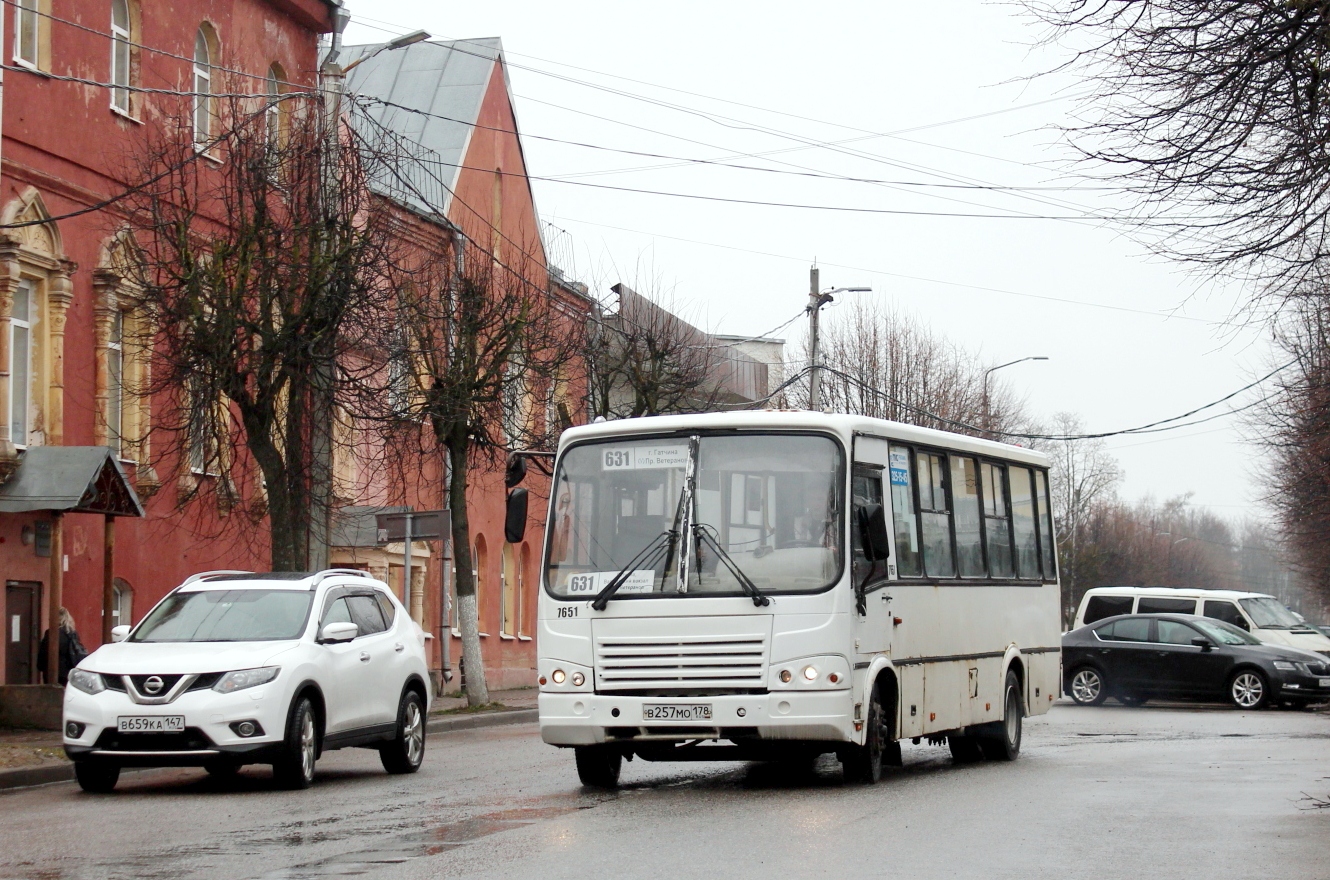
[309,568,377,589]
[181,570,255,587]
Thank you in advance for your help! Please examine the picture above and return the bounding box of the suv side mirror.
[320,621,358,644]
[1191,637,1214,651]
[857,503,891,562]
[111,625,130,643]
[505,488,529,544]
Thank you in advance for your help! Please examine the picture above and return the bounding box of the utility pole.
[806,265,822,410]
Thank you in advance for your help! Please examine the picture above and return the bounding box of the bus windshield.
[545,433,844,599]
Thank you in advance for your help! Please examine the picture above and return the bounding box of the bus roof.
[557,411,1051,468]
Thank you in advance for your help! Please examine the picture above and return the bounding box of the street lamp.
[341,30,431,74]
[982,356,1048,437]
[806,266,870,411]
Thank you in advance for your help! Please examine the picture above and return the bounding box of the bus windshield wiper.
[693,524,771,608]
[589,529,678,611]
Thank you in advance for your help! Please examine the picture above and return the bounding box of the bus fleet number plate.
[642,704,712,721]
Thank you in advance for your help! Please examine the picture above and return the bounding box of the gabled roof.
[345,38,509,219]
[0,447,145,517]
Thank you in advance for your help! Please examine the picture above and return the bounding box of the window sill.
[11,58,46,76]
[499,633,514,641]
[517,634,532,642]
[478,632,489,638]
[110,105,143,125]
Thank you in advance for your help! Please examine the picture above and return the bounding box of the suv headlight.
[68,669,105,695]
[213,667,281,694]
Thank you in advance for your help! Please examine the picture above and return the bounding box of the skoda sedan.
[1062,613,1330,710]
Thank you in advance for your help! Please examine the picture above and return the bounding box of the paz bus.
[529,411,1062,786]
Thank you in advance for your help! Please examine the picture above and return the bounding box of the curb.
[0,762,74,791]
[426,708,537,734]
[0,709,539,792]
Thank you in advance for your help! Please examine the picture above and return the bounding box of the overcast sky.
[343,1,1272,519]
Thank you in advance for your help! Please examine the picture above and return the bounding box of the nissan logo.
[143,675,164,695]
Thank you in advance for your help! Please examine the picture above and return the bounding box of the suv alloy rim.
[1231,672,1263,708]
[404,701,423,766]
[1071,669,1100,703]
[300,712,316,780]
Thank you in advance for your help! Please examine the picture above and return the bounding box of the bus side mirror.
[857,503,890,561]
[505,488,529,544]
[506,454,528,488]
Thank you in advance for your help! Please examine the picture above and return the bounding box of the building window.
[107,310,124,455]
[112,579,133,628]
[501,542,517,636]
[265,64,286,147]
[192,27,212,146]
[110,0,131,112]
[9,279,33,446]
[14,0,38,68]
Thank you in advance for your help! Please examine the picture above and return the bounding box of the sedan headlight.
[68,669,105,695]
[1273,661,1299,672]
[213,667,281,694]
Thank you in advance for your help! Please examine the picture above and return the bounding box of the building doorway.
[6,581,40,685]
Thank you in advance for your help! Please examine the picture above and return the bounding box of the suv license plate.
[642,704,712,721]
[117,716,185,733]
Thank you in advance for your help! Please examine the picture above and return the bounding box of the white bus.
[531,411,1062,786]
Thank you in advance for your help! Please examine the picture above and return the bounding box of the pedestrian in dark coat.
[38,607,88,686]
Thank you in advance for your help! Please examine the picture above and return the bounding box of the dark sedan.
[1062,613,1330,709]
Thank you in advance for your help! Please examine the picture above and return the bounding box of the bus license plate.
[642,704,712,721]
[117,716,185,733]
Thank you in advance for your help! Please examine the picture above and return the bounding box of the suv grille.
[94,728,213,752]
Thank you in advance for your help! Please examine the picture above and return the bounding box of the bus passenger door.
[852,467,892,657]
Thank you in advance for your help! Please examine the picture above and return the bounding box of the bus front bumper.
[539,690,856,746]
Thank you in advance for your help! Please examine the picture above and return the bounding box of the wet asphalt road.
[2,703,1328,880]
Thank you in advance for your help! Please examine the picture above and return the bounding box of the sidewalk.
[0,687,540,791]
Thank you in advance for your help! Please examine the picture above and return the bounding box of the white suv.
[63,569,431,792]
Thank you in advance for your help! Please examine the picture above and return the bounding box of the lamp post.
[307,27,430,572]
[806,266,870,411]
[982,356,1048,437]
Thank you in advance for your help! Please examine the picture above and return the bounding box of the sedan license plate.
[1320,679,1330,688]
[642,703,712,722]
[117,716,185,733]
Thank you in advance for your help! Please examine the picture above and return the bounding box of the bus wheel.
[980,670,1023,761]
[574,746,622,788]
[843,690,887,784]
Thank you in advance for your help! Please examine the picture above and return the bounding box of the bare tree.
[120,91,399,570]
[584,283,735,419]
[793,299,1029,435]
[1256,293,1330,604]
[1043,412,1123,622]
[1029,1,1330,298]
[380,245,585,707]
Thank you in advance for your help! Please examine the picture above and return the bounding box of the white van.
[1074,587,1330,657]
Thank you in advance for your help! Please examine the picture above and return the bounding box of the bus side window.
[888,445,922,577]
[1034,470,1057,580]
[982,462,1013,578]
[916,451,956,578]
[852,468,887,589]
[1009,466,1039,579]
[1203,600,1249,630]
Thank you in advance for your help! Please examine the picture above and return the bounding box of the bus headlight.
[552,669,566,684]
[540,661,592,691]
[771,656,851,690]
[802,665,818,681]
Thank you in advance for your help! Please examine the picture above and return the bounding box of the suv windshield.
[545,433,843,599]
[1239,597,1302,629]
[131,589,314,642]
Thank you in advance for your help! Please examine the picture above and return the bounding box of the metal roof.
[0,446,145,517]
[344,37,504,219]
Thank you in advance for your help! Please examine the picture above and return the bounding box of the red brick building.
[0,4,577,696]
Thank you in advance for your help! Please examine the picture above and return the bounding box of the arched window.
[265,63,285,147]
[473,535,488,636]
[110,0,131,112]
[14,0,39,68]
[192,27,212,145]
[501,542,517,636]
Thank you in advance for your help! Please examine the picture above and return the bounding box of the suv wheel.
[380,690,426,774]
[74,762,120,793]
[273,696,318,789]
